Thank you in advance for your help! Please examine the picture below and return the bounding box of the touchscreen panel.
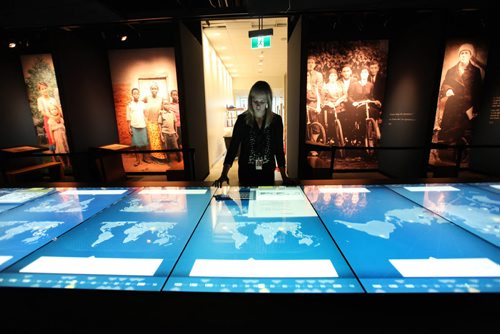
[388,183,500,247]
[304,184,500,293]
[469,182,500,195]
[164,186,363,293]
[0,187,134,273]
[0,187,54,213]
[0,187,213,291]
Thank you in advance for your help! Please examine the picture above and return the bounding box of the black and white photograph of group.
[306,39,389,170]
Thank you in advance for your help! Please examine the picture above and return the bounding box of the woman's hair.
[327,68,338,81]
[48,102,62,117]
[37,82,48,90]
[246,80,274,128]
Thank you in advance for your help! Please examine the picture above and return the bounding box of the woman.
[213,81,294,187]
[322,68,346,144]
[143,82,165,162]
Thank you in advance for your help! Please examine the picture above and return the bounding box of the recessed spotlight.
[120,35,128,42]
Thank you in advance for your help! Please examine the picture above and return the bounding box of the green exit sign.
[250,36,271,49]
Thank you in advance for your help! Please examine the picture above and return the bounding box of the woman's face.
[360,69,369,80]
[252,93,267,118]
[39,85,49,97]
[307,58,316,71]
[150,85,159,97]
[329,72,338,82]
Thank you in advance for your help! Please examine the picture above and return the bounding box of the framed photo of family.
[21,53,71,170]
[107,47,183,173]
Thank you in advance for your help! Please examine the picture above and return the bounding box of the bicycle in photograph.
[354,99,381,155]
[322,104,345,158]
[306,105,327,146]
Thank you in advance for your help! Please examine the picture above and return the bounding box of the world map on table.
[120,198,183,213]
[25,198,94,213]
[333,206,444,239]
[0,221,65,244]
[91,221,177,247]
[217,222,318,249]
[0,189,51,203]
[424,194,500,239]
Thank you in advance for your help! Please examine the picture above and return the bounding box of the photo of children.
[107,47,182,173]
[21,54,71,171]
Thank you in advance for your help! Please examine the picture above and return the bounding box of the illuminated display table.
[0,187,133,272]
[0,183,498,292]
[164,186,362,293]
[0,181,498,331]
[0,186,213,290]
[0,187,53,213]
[303,183,499,293]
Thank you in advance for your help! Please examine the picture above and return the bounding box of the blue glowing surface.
[164,186,363,293]
[0,187,213,291]
[304,184,500,293]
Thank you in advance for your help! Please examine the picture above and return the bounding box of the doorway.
[200,17,288,184]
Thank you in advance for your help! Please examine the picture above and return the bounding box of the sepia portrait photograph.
[306,40,389,171]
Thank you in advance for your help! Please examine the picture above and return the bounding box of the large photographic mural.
[21,54,71,170]
[108,47,182,173]
[430,39,489,168]
[306,40,389,171]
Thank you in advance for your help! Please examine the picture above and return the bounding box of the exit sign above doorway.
[250,36,271,49]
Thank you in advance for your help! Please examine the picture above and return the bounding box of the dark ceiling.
[0,0,494,32]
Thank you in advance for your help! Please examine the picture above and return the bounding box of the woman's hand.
[213,175,229,188]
